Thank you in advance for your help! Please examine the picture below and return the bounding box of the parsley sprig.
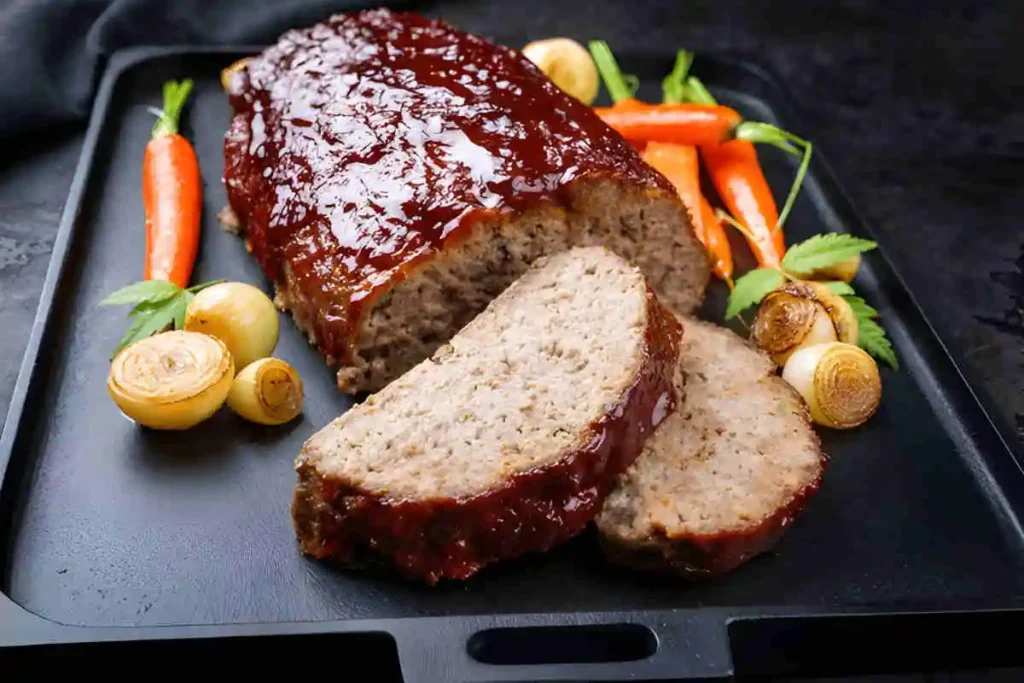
[725,233,898,369]
[99,279,222,357]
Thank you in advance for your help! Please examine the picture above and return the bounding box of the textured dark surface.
[5,43,1024,631]
[2,0,1022,454]
[0,1,1022,678]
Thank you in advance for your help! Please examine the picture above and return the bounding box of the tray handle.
[393,611,732,682]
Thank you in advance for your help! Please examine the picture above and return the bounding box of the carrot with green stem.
[144,79,201,288]
[662,50,812,268]
[594,47,734,281]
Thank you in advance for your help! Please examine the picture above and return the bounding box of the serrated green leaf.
[858,316,899,370]
[781,234,877,274]
[843,295,879,320]
[725,268,784,319]
[99,280,181,307]
[111,294,181,357]
[823,281,855,296]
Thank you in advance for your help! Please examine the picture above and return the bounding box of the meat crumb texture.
[293,247,683,583]
[597,318,826,577]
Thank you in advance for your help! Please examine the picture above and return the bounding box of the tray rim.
[1,44,1023,679]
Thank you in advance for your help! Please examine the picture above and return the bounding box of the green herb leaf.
[858,316,899,370]
[822,281,855,296]
[844,294,897,370]
[725,268,785,319]
[112,294,182,357]
[781,234,877,274]
[843,295,879,320]
[186,279,225,293]
[176,291,194,329]
[99,280,181,307]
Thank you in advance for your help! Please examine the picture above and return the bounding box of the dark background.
[0,0,1022,678]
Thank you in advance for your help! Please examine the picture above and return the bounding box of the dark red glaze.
[291,289,682,584]
[224,9,673,365]
[601,434,826,578]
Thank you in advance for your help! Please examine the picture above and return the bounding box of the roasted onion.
[782,342,881,429]
[521,38,599,105]
[184,282,279,369]
[221,58,251,90]
[226,357,303,425]
[793,255,862,283]
[108,331,234,430]
[752,281,858,365]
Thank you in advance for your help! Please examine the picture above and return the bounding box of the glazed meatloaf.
[597,318,825,577]
[224,9,709,393]
[292,248,682,583]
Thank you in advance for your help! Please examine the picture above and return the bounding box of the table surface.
[0,0,1021,678]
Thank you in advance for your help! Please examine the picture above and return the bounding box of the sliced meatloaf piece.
[596,318,825,577]
[293,247,682,583]
[224,8,709,393]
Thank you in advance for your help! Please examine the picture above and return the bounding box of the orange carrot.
[642,142,733,282]
[697,192,734,282]
[593,103,744,147]
[660,52,811,269]
[701,139,786,268]
[143,80,201,288]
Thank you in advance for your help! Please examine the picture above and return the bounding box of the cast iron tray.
[2,45,1024,681]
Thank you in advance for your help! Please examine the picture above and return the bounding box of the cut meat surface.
[224,9,708,393]
[597,318,825,577]
[292,248,682,583]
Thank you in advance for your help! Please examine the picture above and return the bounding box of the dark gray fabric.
[0,0,405,138]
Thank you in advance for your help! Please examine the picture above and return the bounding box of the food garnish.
[183,282,280,369]
[587,41,643,109]
[752,281,857,365]
[221,58,251,90]
[522,38,599,105]
[643,142,734,282]
[591,46,812,269]
[144,80,201,288]
[726,234,897,369]
[782,342,882,429]
[792,255,862,283]
[663,50,807,269]
[227,358,303,425]
[100,279,223,356]
[107,330,234,430]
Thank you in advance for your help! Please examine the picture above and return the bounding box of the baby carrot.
[143,80,201,288]
[701,139,786,268]
[642,142,733,282]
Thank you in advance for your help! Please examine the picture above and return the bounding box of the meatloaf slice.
[293,247,682,583]
[224,8,709,393]
[596,318,825,577]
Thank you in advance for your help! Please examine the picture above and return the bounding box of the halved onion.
[521,38,599,105]
[108,331,234,430]
[184,282,279,369]
[782,342,881,429]
[226,357,303,425]
[752,281,858,365]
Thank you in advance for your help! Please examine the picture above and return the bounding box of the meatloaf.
[292,247,682,583]
[223,8,709,393]
[597,318,825,577]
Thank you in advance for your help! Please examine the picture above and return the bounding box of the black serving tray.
[2,46,1024,681]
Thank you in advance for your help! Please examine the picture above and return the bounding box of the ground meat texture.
[597,318,826,577]
[292,248,682,583]
[224,8,709,393]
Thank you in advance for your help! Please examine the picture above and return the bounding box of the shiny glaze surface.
[224,9,669,362]
[291,288,683,583]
